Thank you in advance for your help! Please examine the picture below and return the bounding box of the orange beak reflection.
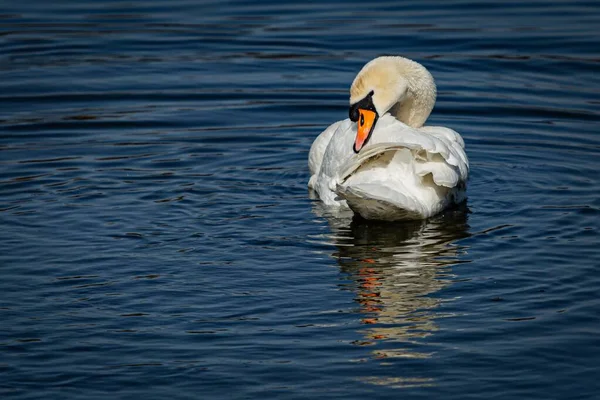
[353,109,378,153]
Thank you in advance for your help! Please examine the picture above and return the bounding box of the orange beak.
[353,109,378,153]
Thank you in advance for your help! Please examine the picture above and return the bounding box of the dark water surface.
[2,1,600,399]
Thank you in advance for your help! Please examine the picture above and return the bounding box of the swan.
[308,56,469,221]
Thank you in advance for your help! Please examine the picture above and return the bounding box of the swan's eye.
[360,113,364,126]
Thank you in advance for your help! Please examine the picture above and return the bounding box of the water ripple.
[2,1,600,399]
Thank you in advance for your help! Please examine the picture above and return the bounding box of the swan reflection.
[314,203,470,361]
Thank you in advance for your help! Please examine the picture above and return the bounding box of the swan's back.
[334,115,468,220]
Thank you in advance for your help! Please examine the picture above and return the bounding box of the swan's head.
[348,56,436,153]
[349,57,408,153]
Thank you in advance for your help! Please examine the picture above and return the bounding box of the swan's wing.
[338,136,468,189]
[419,125,469,179]
[308,120,344,177]
[333,122,469,220]
[420,125,465,148]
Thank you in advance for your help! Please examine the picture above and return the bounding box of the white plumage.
[308,56,469,221]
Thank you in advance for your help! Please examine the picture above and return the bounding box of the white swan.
[308,56,469,221]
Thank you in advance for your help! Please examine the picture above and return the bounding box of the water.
[1,1,599,398]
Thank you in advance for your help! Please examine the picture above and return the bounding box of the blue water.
[2,1,600,399]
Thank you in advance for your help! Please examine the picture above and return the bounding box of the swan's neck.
[389,58,437,128]
[350,56,438,128]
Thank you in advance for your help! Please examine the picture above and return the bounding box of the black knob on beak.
[349,104,359,122]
